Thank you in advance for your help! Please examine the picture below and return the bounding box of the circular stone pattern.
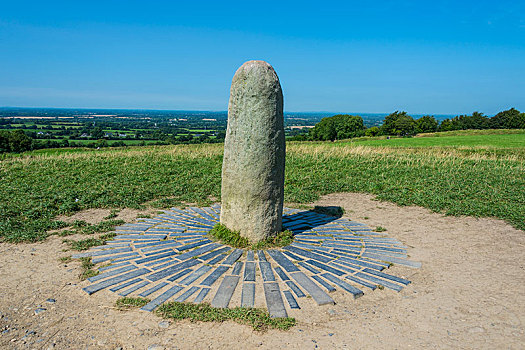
[73,205,421,317]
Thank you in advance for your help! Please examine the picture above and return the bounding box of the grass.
[156,301,295,331]
[116,297,150,310]
[79,257,98,280]
[1,132,524,243]
[64,232,117,251]
[57,219,124,237]
[208,223,294,249]
[348,129,525,148]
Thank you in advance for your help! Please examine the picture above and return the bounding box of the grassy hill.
[1,129,524,242]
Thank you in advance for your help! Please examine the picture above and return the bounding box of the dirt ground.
[0,193,523,349]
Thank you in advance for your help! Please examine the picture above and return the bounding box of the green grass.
[58,219,124,236]
[156,301,295,331]
[78,257,98,280]
[115,297,150,310]
[348,129,525,148]
[1,134,524,243]
[208,223,294,249]
[63,232,117,251]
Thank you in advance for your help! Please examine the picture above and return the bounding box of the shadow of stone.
[282,206,345,235]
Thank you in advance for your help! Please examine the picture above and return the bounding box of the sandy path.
[0,193,523,349]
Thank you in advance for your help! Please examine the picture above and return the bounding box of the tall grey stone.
[220,60,285,243]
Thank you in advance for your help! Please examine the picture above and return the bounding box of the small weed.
[377,285,385,290]
[79,257,98,280]
[208,223,294,249]
[64,232,117,251]
[363,216,369,220]
[116,297,150,310]
[156,302,295,331]
[104,209,120,220]
[374,226,387,232]
[59,255,72,263]
[137,214,152,219]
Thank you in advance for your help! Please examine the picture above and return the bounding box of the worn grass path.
[1,137,523,242]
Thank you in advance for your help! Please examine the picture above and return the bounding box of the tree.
[0,130,33,153]
[415,116,438,133]
[380,111,417,136]
[365,126,380,137]
[310,114,365,141]
[90,126,104,139]
[489,108,525,129]
[392,114,417,136]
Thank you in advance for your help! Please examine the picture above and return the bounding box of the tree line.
[292,108,525,141]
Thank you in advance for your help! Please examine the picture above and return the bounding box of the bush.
[310,114,365,141]
[0,130,33,153]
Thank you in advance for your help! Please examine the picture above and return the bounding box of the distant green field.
[349,130,525,148]
[1,130,524,242]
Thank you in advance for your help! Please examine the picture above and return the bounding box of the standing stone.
[220,60,285,243]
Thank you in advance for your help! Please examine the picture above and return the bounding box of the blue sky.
[1,1,523,115]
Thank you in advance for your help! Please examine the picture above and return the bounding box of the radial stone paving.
[73,205,421,317]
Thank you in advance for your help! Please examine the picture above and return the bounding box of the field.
[1,129,523,242]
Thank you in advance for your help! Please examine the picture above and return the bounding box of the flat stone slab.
[74,206,420,316]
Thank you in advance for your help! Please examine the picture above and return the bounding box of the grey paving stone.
[257,250,267,262]
[283,290,300,309]
[147,259,201,282]
[140,242,182,252]
[119,280,150,296]
[232,261,243,275]
[139,282,168,297]
[98,262,131,272]
[167,268,194,282]
[150,260,182,271]
[263,282,288,318]
[88,265,137,283]
[92,252,140,264]
[177,239,211,251]
[259,262,276,282]
[304,260,346,276]
[320,273,363,298]
[200,265,230,286]
[144,257,173,267]
[241,283,255,307]
[354,272,403,292]
[176,243,221,261]
[207,254,227,265]
[223,249,243,265]
[362,268,411,285]
[141,285,184,312]
[267,250,300,272]
[328,261,360,274]
[273,266,290,281]
[345,275,377,290]
[211,275,239,308]
[109,278,143,292]
[311,275,336,292]
[289,271,334,305]
[193,287,210,303]
[246,250,254,261]
[297,261,320,274]
[135,251,178,264]
[283,246,332,263]
[336,255,385,270]
[195,247,230,261]
[175,286,201,302]
[180,265,212,285]
[244,262,256,282]
[361,252,422,268]
[144,248,174,256]
[282,250,305,261]
[286,280,305,297]
[83,268,151,295]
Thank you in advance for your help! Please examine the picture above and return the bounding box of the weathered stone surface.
[220,60,285,243]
